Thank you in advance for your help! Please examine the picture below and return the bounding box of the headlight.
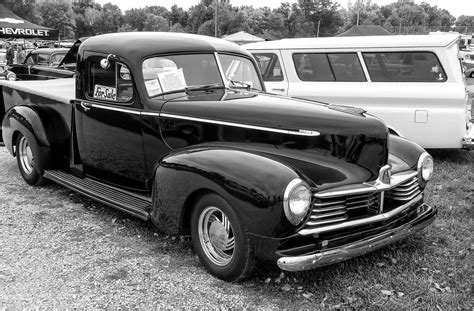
[6,71,16,81]
[283,179,311,225]
[417,152,434,182]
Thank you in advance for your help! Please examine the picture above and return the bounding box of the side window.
[252,53,284,81]
[293,53,334,81]
[362,52,446,82]
[49,53,65,66]
[293,53,366,82]
[37,53,49,65]
[24,54,36,65]
[327,53,366,82]
[87,58,133,103]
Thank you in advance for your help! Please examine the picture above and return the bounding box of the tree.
[38,1,76,39]
[124,8,147,31]
[197,20,215,36]
[143,14,169,32]
[101,3,123,34]
[291,0,343,37]
[72,0,96,37]
[339,0,384,33]
[187,2,214,34]
[170,5,188,28]
[1,0,41,24]
[170,23,185,33]
[420,3,455,27]
[455,15,474,27]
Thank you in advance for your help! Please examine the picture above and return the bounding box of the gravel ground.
[0,148,297,309]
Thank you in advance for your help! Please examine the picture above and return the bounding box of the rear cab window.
[292,53,366,82]
[87,58,134,103]
[362,52,446,82]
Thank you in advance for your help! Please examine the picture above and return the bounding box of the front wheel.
[16,133,45,186]
[191,193,255,282]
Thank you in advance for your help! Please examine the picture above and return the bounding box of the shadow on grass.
[427,149,473,163]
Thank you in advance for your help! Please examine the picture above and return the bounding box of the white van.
[245,34,473,149]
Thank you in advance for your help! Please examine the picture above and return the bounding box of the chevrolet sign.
[0,27,50,37]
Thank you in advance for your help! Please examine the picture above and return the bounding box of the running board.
[43,169,151,220]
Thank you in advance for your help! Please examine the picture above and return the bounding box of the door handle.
[80,101,92,112]
[271,88,285,92]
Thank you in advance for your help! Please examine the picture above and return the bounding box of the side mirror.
[100,54,119,69]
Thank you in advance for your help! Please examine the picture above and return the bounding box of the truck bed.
[0,78,75,104]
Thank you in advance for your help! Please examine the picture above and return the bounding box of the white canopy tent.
[221,31,264,45]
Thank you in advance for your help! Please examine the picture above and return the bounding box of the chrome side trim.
[299,193,422,236]
[85,102,142,115]
[314,170,418,199]
[159,113,321,137]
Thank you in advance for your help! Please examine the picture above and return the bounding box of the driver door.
[75,55,148,190]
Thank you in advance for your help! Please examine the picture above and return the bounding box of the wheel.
[16,133,45,186]
[191,193,255,282]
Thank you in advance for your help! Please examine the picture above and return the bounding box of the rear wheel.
[191,193,255,282]
[16,133,45,186]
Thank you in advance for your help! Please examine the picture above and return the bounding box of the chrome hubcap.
[18,136,34,175]
[198,206,235,266]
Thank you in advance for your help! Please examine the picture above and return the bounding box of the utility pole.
[317,20,321,37]
[356,0,360,26]
[214,0,218,37]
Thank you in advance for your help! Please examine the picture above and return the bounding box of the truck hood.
[162,90,387,138]
[160,90,389,187]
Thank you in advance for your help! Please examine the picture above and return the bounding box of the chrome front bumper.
[277,203,436,272]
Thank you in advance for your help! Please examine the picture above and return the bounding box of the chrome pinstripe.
[85,103,321,137]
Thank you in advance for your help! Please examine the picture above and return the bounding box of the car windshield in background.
[218,54,263,90]
[362,52,446,82]
[142,53,262,97]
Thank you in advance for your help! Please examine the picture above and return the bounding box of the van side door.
[251,50,289,95]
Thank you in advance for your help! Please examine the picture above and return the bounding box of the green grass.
[242,149,473,309]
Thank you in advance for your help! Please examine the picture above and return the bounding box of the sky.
[95,0,473,19]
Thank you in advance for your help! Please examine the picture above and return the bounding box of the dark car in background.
[8,48,71,80]
[7,38,85,81]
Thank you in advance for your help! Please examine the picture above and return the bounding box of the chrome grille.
[386,176,421,202]
[307,193,379,227]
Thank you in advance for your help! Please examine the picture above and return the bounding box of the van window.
[362,52,446,82]
[252,53,284,81]
[293,53,366,82]
[327,53,366,82]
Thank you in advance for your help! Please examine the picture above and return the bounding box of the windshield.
[142,53,262,97]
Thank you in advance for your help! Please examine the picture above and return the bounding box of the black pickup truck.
[0,32,436,282]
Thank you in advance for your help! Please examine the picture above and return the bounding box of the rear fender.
[2,106,55,171]
[151,147,302,238]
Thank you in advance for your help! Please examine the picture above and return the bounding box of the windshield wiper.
[227,79,252,90]
[185,83,228,94]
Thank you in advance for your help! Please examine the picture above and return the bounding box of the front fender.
[151,147,302,238]
[388,134,426,174]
